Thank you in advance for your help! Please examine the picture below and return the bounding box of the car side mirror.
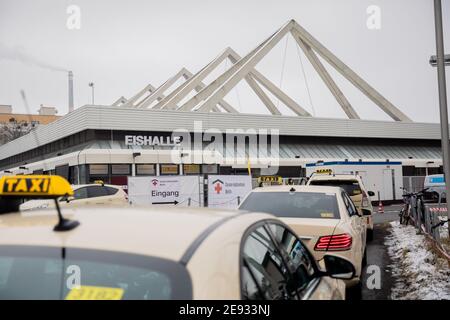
[323,255,355,280]
[368,191,375,197]
[362,208,372,216]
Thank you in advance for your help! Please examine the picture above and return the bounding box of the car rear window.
[240,192,339,219]
[309,180,362,196]
[0,246,192,300]
[105,186,119,195]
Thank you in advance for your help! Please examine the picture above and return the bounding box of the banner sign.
[128,176,202,207]
[208,175,252,209]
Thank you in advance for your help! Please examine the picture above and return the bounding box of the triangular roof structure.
[114,19,411,122]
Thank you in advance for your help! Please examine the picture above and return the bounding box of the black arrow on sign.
[152,200,179,205]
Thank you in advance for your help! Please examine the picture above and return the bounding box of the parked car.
[20,182,128,211]
[307,173,375,241]
[0,175,356,300]
[239,185,367,295]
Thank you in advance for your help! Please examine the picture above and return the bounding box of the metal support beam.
[156,48,233,110]
[226,48,311,116]
[178,33,275,112]
[179,68,239,113]
[291,20,411,122]
[111,96,127,106]
[197,20,296,113]
[122,83,156,107]
[291,30,359,119]
[244,74,281,115]
[139,68,190,109]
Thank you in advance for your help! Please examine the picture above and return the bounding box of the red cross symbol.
[214,182,222,194]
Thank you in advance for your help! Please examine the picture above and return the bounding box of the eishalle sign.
[124,135,182,147]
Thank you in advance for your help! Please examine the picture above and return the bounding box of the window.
[241,266,262,300]
[183,164,200,175]
[266,223,316,294]
[111,164,131,175]
[202,164,218,174]
[160,164,179,175]
[241,226,291,300]
[105,186,119,195]
[342,192,358,217]
[89,164,108,175]
[309,179,362,196]
[87,186,109,198]
[0,246,192,300]
[55,165,69,180]
[73,187,88,200]
[136,164,156,175]
[273,166,303,178]
[239,192,339,219]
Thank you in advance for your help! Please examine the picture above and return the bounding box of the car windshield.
[0,246,192,300]
[309,180,362,196]
[240,192,339,219]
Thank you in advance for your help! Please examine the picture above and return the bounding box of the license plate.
[65,285,124,300]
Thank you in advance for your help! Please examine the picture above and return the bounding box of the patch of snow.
[385,221,450,300]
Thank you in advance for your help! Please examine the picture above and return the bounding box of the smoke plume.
[0,42,67,72]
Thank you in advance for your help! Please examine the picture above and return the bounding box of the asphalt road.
[360,205,401,300]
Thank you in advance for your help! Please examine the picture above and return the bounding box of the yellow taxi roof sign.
[257,175,283,184]
[0,175,74,198]
[316,168,333,174]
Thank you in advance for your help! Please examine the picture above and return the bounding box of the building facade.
[0,105,443,198]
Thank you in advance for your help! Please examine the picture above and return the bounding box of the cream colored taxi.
[239,185,367,293]
[0,175,356,300]
[307,173,375,241]
[19,182,128,211]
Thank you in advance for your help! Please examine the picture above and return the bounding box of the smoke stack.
[68,71,74,113]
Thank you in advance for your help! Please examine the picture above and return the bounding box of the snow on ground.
[385,221,450,300]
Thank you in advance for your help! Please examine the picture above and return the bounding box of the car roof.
[72,184,121,189]
[0,206,251,262]
[250,185,341,194]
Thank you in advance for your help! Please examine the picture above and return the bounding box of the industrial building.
[0,20,443,201]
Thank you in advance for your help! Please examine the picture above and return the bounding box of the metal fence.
[407,193,450,259]
[403,176,426,193]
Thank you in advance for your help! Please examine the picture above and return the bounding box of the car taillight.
[314,233,352,251]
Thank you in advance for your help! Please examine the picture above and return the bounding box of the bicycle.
[431,218,449,230]
[399,188,429,225]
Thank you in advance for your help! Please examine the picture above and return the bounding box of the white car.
[239,185,367,294]
[0,174,357,300]
[307,173,375,241]
[20,183,128,211]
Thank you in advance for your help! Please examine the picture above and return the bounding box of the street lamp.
[432,0,450,236]
[88,82,95,104]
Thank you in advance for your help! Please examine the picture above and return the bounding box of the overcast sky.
[0,0,449,123]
